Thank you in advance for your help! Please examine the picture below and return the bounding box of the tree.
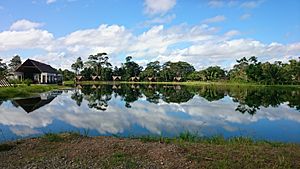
[85,53,112,79]
[58,68,75,81]
[160,61,195,81]
[71,57,84,75]
[0,59,7,77]
[201,66,226,81]
[228,57,249,82]
[8,55,22,72]
[121,56,143,80]
[140,61,160,80]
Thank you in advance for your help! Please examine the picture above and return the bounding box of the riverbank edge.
[0,84,69,100]
[65,80,300,88]
[1,132,299,168]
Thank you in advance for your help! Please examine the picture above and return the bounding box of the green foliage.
[0,58,8,77]
[58,68,75,81]
[0,85,64,100]
[68,53,299,85]
[23,79,33,86]
[8,55,22,72]
[71,57,83,75]
[121,56,143,81]
[160,61,195,81]
[140,61,160,80]
[42,133,64,142]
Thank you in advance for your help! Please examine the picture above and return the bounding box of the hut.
[92,76,101,81]
[112,76,122,81]
[130,76,140,82]
[147,77,157,82]
[173,77,182,82]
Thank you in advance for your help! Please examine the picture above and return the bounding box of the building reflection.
[11,90,62,113]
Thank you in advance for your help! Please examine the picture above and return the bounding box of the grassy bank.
[65,80,300,88]
[1,132,299,168]
[0,85,67,100]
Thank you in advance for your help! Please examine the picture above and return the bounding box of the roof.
[15,59,58,74]
[12,96,55,113]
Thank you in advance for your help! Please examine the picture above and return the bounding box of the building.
[14,59,62,84]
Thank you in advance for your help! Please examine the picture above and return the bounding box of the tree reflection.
[159,85,194,103]
[71,89,83,106]
[73,84,300,115]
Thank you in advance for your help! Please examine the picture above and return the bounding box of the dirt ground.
[1,134,300,169]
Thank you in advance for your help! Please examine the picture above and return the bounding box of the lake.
[0,84,299,143]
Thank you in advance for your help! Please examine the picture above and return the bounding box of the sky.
[0,0,299,70]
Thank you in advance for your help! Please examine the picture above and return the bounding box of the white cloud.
[202,15,226,24]
[208,0,224,8]
[0,29,53,51]
[143,14,176,26]
[0,21,299,70]
[10,19,44,31]
[240,0,263,9]
[46,0,57,4]
[1,92,300,140]
[224,30,240,37]
[240,13,251,20]
[144,0,176,15]
[207,0,263,9]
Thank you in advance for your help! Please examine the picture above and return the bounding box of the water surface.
[0,84,299,142]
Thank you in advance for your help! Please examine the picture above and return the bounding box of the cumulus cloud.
[10,19,44,31]
[0,20,299,70]
[202,15,226,24]
[144,0,176,15]
[0,29,53,51]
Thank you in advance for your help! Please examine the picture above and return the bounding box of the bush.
[23,79,33,86]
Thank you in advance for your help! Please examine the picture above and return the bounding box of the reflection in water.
[11,91,62,113]
[74,84,300,115]
[0,84,300,142]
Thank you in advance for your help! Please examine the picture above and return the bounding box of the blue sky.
[0,0,299,69]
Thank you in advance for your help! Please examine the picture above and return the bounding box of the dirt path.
[1,134,299,169]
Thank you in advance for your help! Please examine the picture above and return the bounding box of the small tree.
[0,58,8,77]
[8,55,22,72]
[71,57,83,75]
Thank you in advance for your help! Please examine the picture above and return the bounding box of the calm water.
[0,84,299,143]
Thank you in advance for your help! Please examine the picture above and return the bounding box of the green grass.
[41,132,81,142]
[132,131,294,147]
[0,84,67,100]
[66,80,300,88]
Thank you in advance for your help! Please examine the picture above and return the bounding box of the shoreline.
[66,80,300,88]
[1,132,299,168]
[0,84,68,100]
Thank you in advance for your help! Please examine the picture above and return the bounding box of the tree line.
[69,53,300,85]
[0,54,299,85]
